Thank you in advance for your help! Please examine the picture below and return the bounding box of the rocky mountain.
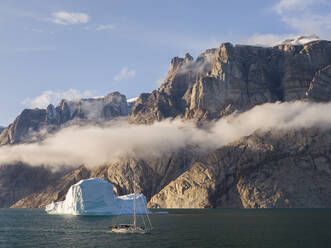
[130,40,331,123]
[149,128,331,208]
[0,127,4,135]
[2,40,331,209]
[0,92,128,145]
[12,149,199,208]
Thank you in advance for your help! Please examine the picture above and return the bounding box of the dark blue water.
[0,208,330,248]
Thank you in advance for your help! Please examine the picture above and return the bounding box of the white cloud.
[246,1,331,46]
[282,14,331,36]
[114,67,136,81]
[246,33,288,46]
[96,24,116,31]
[273,0,319,14]
[272,0,331,39]
[51,11,90,25]
[2,101,331,168]
[22,89,94,109]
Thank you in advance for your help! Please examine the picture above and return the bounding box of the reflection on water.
[0,208,331,248]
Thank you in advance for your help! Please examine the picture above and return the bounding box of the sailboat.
[109,178,153,234]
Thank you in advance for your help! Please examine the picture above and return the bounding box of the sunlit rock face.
[130,40,331,123]
[45,178,149,215]
[148,128,331,209]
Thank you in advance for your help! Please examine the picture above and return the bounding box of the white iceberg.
[45,178,150,215]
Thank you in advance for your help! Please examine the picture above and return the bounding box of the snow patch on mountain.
[281,35,320,45]
[127,97,138,103]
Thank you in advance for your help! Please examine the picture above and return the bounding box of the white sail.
[109,174,153,234]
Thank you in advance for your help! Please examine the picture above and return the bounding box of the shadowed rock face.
[0,163,66,208]
[11,166,91,208]
[0,92,129,145]
[306,65,331,102]
[130,41,331,123]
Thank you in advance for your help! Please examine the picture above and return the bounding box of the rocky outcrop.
[148,128,331,208]
[130,50,217,123]
[130,40,331,123]
[0,92,129,145]
[11,149,199,208]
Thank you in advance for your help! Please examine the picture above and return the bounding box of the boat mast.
[133,175,137,229]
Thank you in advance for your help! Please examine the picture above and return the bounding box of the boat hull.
[110,227,150,234]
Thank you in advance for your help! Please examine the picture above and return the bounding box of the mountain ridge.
[0,91,128,146]
[2,40,331,209]
[130,40,331,123]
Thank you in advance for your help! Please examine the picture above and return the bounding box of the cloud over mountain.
[22,89,94,109]
[2,101,331,169]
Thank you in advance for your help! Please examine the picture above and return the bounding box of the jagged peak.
[184,53,194,63]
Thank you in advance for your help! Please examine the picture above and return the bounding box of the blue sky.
[0,0,330,126]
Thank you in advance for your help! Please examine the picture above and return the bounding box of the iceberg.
[45,178,150,215]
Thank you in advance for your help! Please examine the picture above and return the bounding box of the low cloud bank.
[1,101,331,168]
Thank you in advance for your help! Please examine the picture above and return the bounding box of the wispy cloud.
[114,67,136,81]
[246,33,288,46]
[273,0,320,14]
[272,0,331,39]
[51,11,90,25]
[246,0,331,46]
[22,89,94,109]
[31,28,43,33]
[282,14,331,36]
[96,24,116,31]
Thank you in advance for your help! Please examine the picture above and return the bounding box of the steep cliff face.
[148,128,331,208]
[130,40,331,123]
[0,92,128,145]
[130,50,217,123]
[306,65,331,102]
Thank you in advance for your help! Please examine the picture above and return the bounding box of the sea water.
[0,208,330,248]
